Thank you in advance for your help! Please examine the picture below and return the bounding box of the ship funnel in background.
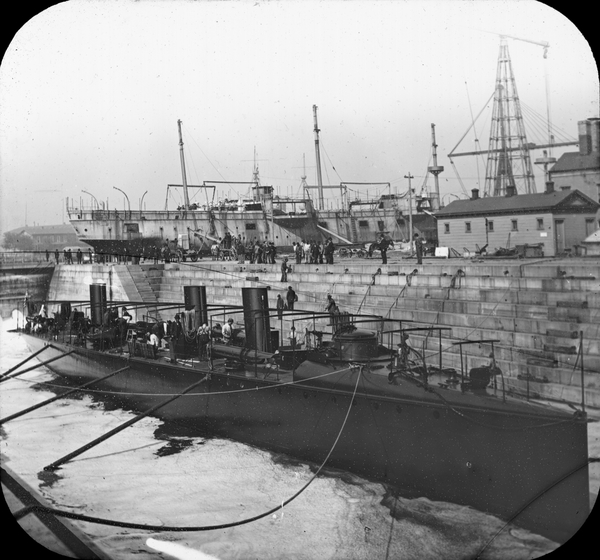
[90,283,107,326]
[184,286,208,330]
[242,287,272,352]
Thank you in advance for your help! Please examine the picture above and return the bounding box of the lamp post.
[82,190,99,210]
[140,190,148,212]
[442,193,461,206]
[113,186,131,217]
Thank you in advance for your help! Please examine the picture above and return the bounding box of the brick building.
[2,224,89,252]
[549,117,600,221]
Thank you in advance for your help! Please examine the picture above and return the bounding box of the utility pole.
[404,172,414,245]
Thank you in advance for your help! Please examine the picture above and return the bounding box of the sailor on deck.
[222,318,234,345]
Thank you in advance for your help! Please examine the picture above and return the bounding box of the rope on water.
[12,366,364,532]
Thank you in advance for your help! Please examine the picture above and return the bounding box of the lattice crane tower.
[484,37,536,197]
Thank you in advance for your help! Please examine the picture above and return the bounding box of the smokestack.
[471,188,479,200]
[89,283,107,326]
[545,181,555,193]
[241,287,272,352]
[183,285,208,329]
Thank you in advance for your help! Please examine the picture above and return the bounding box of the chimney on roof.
[505,185,517,197]
[545,181,554,193]
[578,120,592,155]
[590,118,600,154]
[471,188,479,200]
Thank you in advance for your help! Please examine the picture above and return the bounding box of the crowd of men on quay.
[41,230,425,267]
[204,232,337,266]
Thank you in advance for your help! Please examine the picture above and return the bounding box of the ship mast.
[177,119,191,210]
[427,123,444,212]
[313,105,324,210]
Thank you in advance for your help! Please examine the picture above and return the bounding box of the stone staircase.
[116,264,162,322]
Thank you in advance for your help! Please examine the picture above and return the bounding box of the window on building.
[318,222,328,229]
[465,222,471,233]
[124,223,139,233]
[585,218,595,237]
[358,220,369,228]
[245,223,256,230]
[536,218,544,230]
[511,220,518,231]
[487,220,494,232]
[444,223,450,234]
[377,221,385,231]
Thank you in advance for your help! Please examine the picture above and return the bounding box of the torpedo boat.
[5,285,590,544]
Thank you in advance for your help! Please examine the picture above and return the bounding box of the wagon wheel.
[190,253,198,262]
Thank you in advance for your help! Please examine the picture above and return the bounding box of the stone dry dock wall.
[0,266,54,319]
[46,264,160,324]
[148,257,600,409]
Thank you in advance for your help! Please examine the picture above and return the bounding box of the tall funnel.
[184,286,208,330]
[242,287,272,352]
[89,283,107,326]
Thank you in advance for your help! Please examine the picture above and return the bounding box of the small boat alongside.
[5,285,591,544]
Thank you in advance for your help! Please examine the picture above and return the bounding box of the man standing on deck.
[281,257,289,282]
[197,324,210,360]
[222,318,234,345]
[325,294,337,325]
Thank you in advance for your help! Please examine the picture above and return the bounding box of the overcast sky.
[1,0,598,233]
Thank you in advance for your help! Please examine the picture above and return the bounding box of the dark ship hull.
[18,328,590,545]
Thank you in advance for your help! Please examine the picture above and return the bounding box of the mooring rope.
[12,366,364,531]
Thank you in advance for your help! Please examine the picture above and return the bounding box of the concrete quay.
[44,256,600,408]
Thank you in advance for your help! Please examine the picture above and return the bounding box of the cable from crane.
[465,81,484,189]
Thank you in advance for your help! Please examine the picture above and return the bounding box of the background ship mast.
[428,123,444,211]
[177,119,191,210]
[313,105,325,210]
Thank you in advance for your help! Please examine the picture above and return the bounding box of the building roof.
[4,224,77,236]
[435,189,600,218]
[582,229,600,244]
[549,152,600,174]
